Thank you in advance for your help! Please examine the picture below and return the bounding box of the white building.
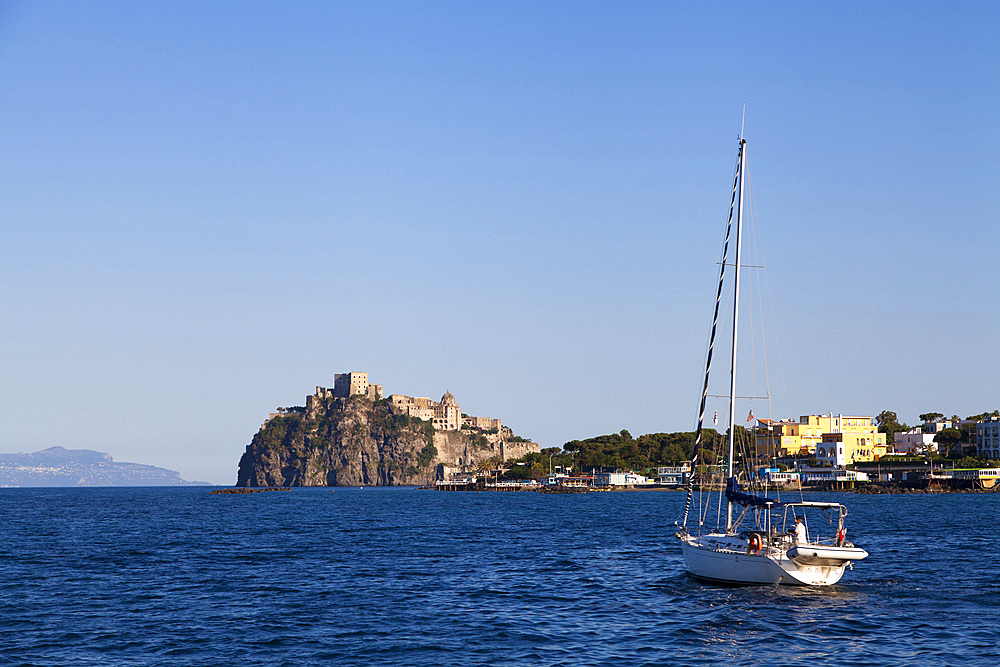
[761,470,799,486]
[893,421,953,454]
[657,466,689,486]
[800,468,869,483]
[814,441,846,466]
[594,471,652,487]
[976,419,1000,459]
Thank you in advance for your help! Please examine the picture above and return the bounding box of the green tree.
[875,410,908,445]
[417,441,438,467]
[954,455,986,469]
[697,448,718,465]
[875,410,898,428]
[934,428,963,458]
[477,456,502,473]
[919,412,944,423]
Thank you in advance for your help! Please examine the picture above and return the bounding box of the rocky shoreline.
[853,484,995,494]
[210,487,291,495]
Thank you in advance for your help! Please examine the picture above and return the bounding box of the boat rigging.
[674,131,868,586]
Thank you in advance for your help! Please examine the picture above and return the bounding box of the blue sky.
[2,2,998,483]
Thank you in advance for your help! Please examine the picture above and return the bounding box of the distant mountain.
[0,447,210,487]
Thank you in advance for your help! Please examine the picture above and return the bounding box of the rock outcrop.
[236,394,538,487]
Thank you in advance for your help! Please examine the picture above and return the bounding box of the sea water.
[1,487,998,666]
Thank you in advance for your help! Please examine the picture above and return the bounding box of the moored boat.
[674,130,867,586]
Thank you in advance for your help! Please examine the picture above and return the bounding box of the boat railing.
[761,529,842,550]
[808,537,841,547]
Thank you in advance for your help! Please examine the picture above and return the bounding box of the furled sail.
[680,144,744,528]
[725,477,785,509]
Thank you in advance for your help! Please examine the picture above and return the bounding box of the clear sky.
[2,1,998,484]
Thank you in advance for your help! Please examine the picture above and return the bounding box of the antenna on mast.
[740,104,746,140]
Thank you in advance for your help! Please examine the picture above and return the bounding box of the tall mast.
[726,136,747,531]
[680,139,744,529]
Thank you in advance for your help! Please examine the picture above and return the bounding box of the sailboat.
[674,133,868,586]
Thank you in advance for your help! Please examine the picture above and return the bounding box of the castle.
[260,371,541,483]
[315,371,504,434]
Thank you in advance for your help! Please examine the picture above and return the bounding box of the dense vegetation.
[562,429,728,470]
[499,428,735,480]
[255,414,311,451]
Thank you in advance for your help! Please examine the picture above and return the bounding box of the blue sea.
[1,487,998,665]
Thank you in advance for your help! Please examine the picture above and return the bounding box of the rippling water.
[1,487,998,665]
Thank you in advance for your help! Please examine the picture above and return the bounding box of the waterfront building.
[976,418,1000,459]
[952,468,1000,488]
[594,471,652,487]
[544,473,594,488]
[755,415,830,456]
[799,468,869,483]
[756,414,886,463]
[657,465,690,486]
[893,420,953,454]
[760,470,799,486]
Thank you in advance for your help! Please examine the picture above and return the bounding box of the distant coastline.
[0,446,210,487]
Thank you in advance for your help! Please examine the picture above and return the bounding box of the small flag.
[746,409,755,423]
[713,410,718,425]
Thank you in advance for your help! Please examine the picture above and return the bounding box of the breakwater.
[209,487,291,495]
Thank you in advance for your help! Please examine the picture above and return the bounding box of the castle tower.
[433,390,462,431]
[334,372,369,398]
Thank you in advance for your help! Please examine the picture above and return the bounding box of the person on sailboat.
[794,517,807,544]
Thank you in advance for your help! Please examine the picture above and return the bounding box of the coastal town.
[254,371,1000,493]
[435,410,1000,493]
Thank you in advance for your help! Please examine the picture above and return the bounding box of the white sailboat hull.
[678,533,865,586]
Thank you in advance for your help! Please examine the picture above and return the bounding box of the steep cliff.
[236,394,528,487]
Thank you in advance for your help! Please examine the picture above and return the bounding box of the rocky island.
[236,372,540,487]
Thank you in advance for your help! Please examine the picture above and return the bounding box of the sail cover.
[725,477,786,509]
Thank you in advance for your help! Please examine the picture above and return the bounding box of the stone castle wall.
[500,440,541,462]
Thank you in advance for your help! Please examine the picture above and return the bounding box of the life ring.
[748,533,762,554]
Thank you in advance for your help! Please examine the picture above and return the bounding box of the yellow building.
[756,414,887,463]
[756,414,836,457]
